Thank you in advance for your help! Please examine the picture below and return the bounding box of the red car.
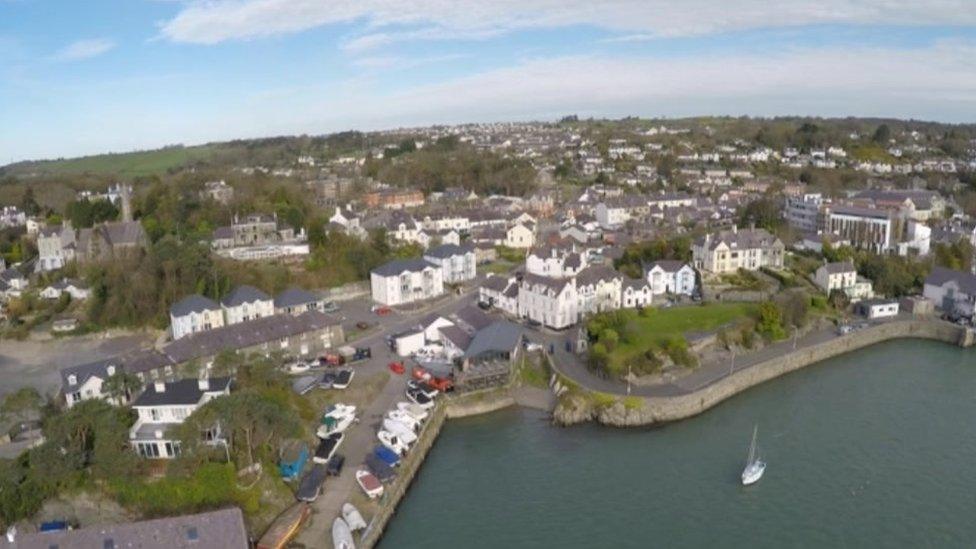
[388,361,405,375]
[374,306,392,316]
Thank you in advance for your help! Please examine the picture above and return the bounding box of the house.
[924,267,976,318]
[622,278,653,308]
[202,179,235,204]
[575,265,623,315]
[392,329,426,357]
[420,314,456,343]
[40,278,90,300]
[370,258,445,306]
[363,188,425,210]
[854,299,900,320]
[76,220,148,263]
[692,227,785,274]
[517,273,578,329]
[0,206,26,228]
[0,267,28,297]
[60,349,175,408]
[129,377,232,459]
[505,222,536,249]
[274,287,326,315]
[526,245,587,278]
[813,261,874,302]
[424,244,476,284]
[221,285,274,325]
[479,275,519,316]
[460,320,523,370]
[644,260,697,296]
[0,507,250,549]
[35,222,76,272]
[170,295,225,341]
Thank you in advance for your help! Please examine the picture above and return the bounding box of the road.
[295,282,481,547]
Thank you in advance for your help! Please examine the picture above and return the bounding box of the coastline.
[552,318,974,427]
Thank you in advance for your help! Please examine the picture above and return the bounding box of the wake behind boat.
[741,425,766,486]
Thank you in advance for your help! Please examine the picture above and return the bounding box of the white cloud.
[159,0,976,46]
[351,53,468,69]
[51,38,115,61]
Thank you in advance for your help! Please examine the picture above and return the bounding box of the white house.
[479,275,519,316]
[273,287,326,316]
[526,245,587,278]
[36,222,76,272]
[129,377,232,459]
[692,227,785,274]
[623,279,654,308]
[644,260,696,296]
[813,261,874,302]
[505,223,535,249]
[221,285,274,326]
[575,266,623,315]
[854,299,900,320]
[40,278,90,301]
[924,267,976,318]
[517,274,578,329]
[370,258,445,306]
[169,294,225,341]
[423,244,476,284]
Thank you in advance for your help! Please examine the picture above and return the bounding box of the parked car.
[285,360,311,374]
[389,361,406,375]
[374,306,392,316]
[322,301,339,313]
[355,321,371,330]
[326,454,345,477]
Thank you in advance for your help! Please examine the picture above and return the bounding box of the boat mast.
[747,425,758,464]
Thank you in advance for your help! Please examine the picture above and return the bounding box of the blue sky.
[1,1,975,163]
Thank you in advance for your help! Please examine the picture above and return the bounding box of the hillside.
[0,145,223,178]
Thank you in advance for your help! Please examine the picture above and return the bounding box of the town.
[1,116,976,547]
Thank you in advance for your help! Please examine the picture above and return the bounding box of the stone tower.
[120,184,133,222]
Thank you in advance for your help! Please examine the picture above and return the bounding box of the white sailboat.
[741,425,766,486]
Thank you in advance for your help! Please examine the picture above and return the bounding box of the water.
[380,340,976,548]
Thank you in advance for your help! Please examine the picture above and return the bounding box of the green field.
[3,145,220,178]
[589,303,758,375]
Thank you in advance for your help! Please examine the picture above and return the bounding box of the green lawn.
[480,260,515,275]
[5,145,221,177]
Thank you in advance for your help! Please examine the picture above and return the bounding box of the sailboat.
[741,425,766,486]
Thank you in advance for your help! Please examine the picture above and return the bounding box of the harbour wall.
[557,319,973,427]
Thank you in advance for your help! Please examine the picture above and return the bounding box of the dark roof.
[60,349,175,393]
[221,285,271,307]
[465,321,523,358]
[0,507,249,549]
[163,311,340,364]
[644,260,689,273]
[213,226,233,239]
[424,243,473,259]
[132,377,232,407]
[925,266,976,295]
[576,265,622,286]
[274,287,320,308]
[481,276,509,292]
[439,326,473,349]
[454,306,493,332]
[170,294,220,317]
[820,261,855,275]
[371,258,437,277]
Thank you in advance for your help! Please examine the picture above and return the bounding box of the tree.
[0,387,43,430]
[738,197,783,232]
[102,371,143,405]
[872,124,891,144]
[20,187,40,216]
[757,301,787,340]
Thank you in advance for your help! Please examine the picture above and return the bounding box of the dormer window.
[106,365,116,376]
[68,374,77,385]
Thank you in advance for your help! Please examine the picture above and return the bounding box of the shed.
[393,329,426,357]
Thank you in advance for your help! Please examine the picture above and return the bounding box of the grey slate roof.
[60,349,176,393]
[221,285,271,307]
[170,294,220,317]
[424,243,473,259]
[0,507,249,549]
[464,321,523,359]
[371,258,437,277]
[820,261,855,275]
[132,377,232,407]
[481,276,509,292]
[274,287,320,309]
[454,306,493,332]
[576,265,623,286]
[439,325,473,350]
[163,311,340,364]
[926,266,976,295]
[644,259,689,273]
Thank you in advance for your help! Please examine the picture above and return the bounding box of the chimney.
[732,225,738,234]
[198,377,210,391]
[154,380,166,393]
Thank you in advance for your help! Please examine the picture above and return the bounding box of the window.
[150,409,161,421]
[71,392,81,403]
[137,442,160,458]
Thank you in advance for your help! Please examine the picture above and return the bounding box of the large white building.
[693,227,785,274]
[423,244,476,284]
[169,295,225,341]
[517,273,578,329]
[526,245,587,278]
[644,260,697,296]
[129,377,231,459]
[924,267,976,318]
[370,258,445,306]
[575,266,623,315]
[220,285,275,326]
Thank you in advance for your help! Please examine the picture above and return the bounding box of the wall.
[566,320,971,428]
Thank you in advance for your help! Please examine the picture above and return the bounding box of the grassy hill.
[1,145,221,178]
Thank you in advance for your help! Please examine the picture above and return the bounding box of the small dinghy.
[342,503,367,531]
[356,469,384,499]
[332,517,355,549]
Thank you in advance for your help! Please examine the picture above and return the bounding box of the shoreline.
[358,318,973,547]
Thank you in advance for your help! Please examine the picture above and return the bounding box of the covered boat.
[356,469,384,499]
[295,464,327,502]
[382,418,418,444]
[373,445,401,467]
[365,454,396,483]
[332,517,356,549]
[342,503,367,531]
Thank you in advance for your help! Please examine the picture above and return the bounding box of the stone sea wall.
[556,319,972,428]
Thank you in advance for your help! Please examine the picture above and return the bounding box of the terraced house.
[693,227,784,274]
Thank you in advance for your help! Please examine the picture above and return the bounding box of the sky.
[1,1,976,163]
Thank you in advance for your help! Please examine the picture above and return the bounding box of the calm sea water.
[380,340,976,548]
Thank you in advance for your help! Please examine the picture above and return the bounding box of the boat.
[396,402,429,421]
[332,517,356,549]
[342,503,367,531]
[386,410,420,431]
[356,469,384,499]
[256,503,311,549]
[365,454,397,482]
[295,464,328,503]
[741,425,766,486]
[333,369,355,390]
[317,414,354,439]
[373,445,401,467]
[405,389,434,409]
[323,403,357,420]
[377,430,408,455]
[382,418,418,444]
[313,433,344,464]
